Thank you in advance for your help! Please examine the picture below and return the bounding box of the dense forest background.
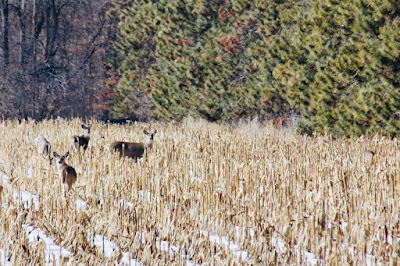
[1,0,400,137]
[0,0,114,120]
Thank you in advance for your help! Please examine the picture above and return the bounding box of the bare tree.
[0,0,114,120]
[0,0,10,68]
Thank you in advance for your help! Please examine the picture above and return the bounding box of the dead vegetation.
[0,118,399,264]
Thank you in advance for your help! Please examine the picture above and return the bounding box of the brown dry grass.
[0,118,399,265]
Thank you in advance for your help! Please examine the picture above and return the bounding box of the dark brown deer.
[110,130,157,161]
[71,124,91,151]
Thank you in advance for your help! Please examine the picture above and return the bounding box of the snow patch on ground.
[119,199,134,211]
[366,254,382,266]
[200,229,251,263]
[0,249,12,266]
[1,171,73,264]
[189,169,204,183]
[17,190,39,210]
[23,224,72,263]
[75,199,87,210]
[87,230,139,265]
[138,190,151,202]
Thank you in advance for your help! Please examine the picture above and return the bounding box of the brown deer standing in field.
[35,136,52,164]
[272,115,287,129]
[53,152,77,192]
[110,130,157,161]
[71,124,91,151]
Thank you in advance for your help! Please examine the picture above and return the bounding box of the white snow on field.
[23,224,71,263]
[87,230,139,265]
[157,239,179,254]
[1,171,73,264]
[138,189,161,203]
[189,169,204,183]
[27,167,32,178]
[294,245,320,265]
[91,232,116,258]
[2,173,10,184]
[200,229,251,263]
[271,234,286,253]
[75,199,87,210]
[304,251,319,265]
[124,200,134,210]
[210,234,250,262]
[0,249,12,266]
[366,254,382,266]
[17,190,39,210]
[120,252,141,265]
[137,190,151,201]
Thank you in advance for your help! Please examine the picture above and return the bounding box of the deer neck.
[145,139,153,149]
[56,162,65,170]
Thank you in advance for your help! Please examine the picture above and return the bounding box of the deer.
[34,136,52,164]
[53,152,77,192]
[272,115,288,129]
[110,130,157,161]
[71,124,91,152]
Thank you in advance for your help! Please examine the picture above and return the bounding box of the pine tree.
[108,0,400,137]
[107,0,291,121]
[264,0,400,137]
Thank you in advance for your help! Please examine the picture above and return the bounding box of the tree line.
[1,0,400,137]
[0,0,114,120]
[107,0,400,137]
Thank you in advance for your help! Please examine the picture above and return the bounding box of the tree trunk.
[44,0,58,67]
[32,0,36,73]
[19,0,25,65]
[1,0,9,69]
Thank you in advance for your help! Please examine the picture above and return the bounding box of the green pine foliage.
[265,0,400,137]
[108,0,400,137]
[107,0,291,121]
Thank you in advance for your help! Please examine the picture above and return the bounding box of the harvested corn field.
[0,118,399,265]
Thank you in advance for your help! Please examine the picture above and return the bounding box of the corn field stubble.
[0,118,399,264]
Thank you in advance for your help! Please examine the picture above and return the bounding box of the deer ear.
[144,130,149,135]
[64,152,69,158]
[153,130,157,134]
[53,152,59,158]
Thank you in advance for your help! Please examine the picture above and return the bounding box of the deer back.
[60,164,77,190]
[35,136,51,160]
[71,135,89,151]
[110,141,146,159]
